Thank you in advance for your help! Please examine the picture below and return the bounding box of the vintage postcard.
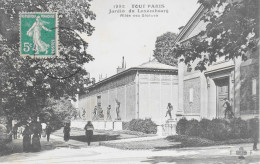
[0,0,259,163]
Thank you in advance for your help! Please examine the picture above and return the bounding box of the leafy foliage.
[153,32,178,66]
[173,0,259,71]
[0,0,96,124]
[128,119,157,134]
[39,98,77,130]
[176,117,256,141]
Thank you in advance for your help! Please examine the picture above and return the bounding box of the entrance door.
[215,78,229,118]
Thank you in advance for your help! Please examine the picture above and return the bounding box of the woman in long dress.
[27,16,51,54]
[31,120,42,152]
[84,121,94,146]
[22,124,32,152]
[63,123,71,142]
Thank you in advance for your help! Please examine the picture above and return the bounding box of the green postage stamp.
[20,12,58,58]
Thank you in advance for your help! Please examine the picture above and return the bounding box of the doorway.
[215,78,229,118]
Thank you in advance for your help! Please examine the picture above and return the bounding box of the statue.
[98,107,104,120]
[92,106,98,120]
[107,105,112,120]
[115,99,121,120]
[165,103,173,119]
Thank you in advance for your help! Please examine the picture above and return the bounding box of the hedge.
[128,118,157,134]
[176,117,258,141]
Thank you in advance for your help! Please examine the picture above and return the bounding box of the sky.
[82,0,200,80]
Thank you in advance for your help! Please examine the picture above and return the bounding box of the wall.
[183,77,201,116]
[78,73,136,121]
[138,72,178,124]
[240,59,259,118]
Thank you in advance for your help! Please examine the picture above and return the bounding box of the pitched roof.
[174,5,207,43]
[84,59,177,91]
[134,59,177,70]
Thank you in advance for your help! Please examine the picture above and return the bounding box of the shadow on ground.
[70,134,120,142]
[141,156,260,164]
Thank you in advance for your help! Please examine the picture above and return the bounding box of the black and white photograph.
[0,0,259,163]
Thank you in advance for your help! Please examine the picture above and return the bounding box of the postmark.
[20,12,58,58]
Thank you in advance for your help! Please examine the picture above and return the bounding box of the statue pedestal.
[163,119,177,136]
[105,121,113,130]
[113,121,122,131]
[92,121,105,130]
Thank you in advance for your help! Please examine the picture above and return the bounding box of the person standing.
[251,117,259,150]
[46,123,52,142]
[63,123,71,142]
[31,119,42,152]
[12,124,18,139]
[84,121,94,146]
[22,124,32,152]
[165,103,173,119]
[41,122,47,138]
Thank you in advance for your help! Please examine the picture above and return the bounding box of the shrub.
[176,117,254,141]
[185,119,202,137]
[199,118,214,139]
[209,118,230,141]
[176,117,188,135]
[122,122,130,130]
[229,118,250,139]
[128,118,157,134]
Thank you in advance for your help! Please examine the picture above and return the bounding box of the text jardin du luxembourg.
[108,4,169,17]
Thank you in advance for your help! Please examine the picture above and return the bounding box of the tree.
[173,0,259,71]
[0,0,96,129]
[153,32,178,66]
[39,98,77,130]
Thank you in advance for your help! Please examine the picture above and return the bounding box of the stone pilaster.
[234,56,242,117]
[176,56,185,117]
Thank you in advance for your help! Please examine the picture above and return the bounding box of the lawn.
[52,127,155,143]
[101,135,254,150]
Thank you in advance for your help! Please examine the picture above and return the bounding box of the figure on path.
[165,103,173,119]
[223,98,234,119]
[115,99,121,120]
[22,123,32,152]
[63,122,70,142]
[84,121,94,146]
[30,118,42,152]
[46,123,52,142]
[12,124,18,139]
[107,105,112,120]
[251,117,259,150]
[27,16,52,54]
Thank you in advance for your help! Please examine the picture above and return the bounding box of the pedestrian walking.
[22,124,32,152]
[46,123,52,142]
[63,122,71,142]
[84,121,94,146]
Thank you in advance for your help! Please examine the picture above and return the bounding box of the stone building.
[175,5,259,120]
[79,59,178,124]
[78,5,259,126]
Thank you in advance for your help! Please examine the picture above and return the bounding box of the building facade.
[175,5,259,120]
[79,60,178,124]
[78,5,259,124]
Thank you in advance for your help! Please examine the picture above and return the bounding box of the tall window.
[252,79,257,95]
[189,88,193,103]
[97,95,101,107]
